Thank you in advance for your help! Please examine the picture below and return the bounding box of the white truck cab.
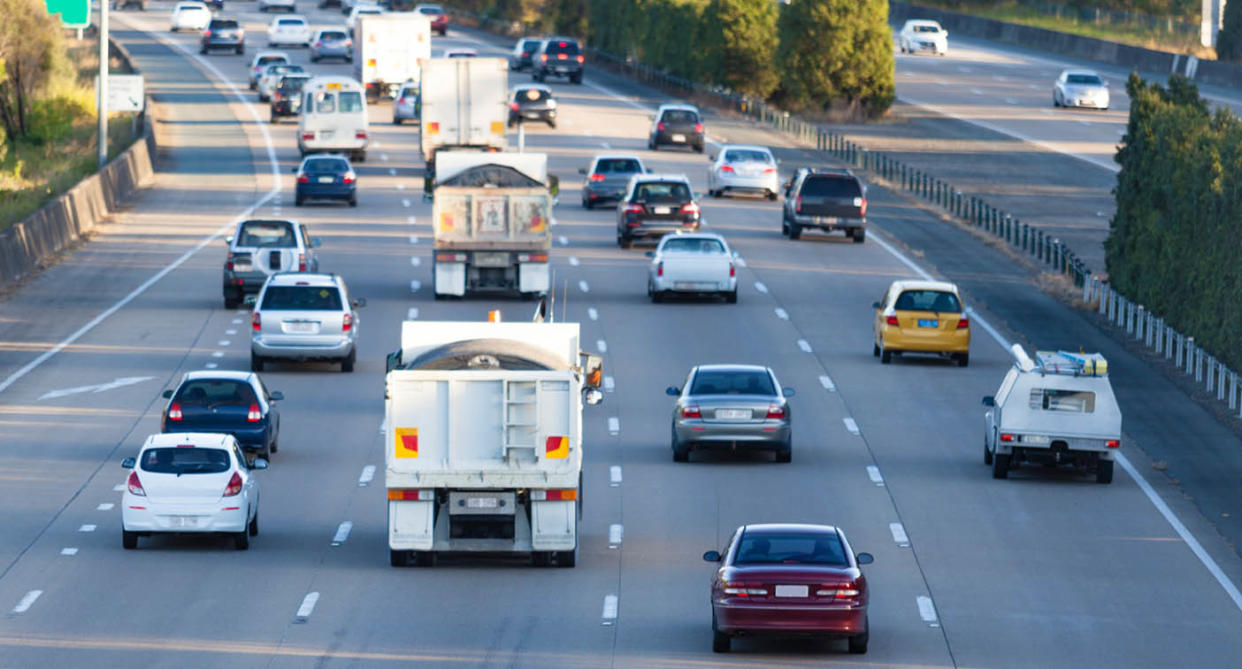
[983,345,1122,483]
[298,77,369,162]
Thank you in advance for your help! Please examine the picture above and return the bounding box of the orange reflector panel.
[394,427,419,459]
[490,121,504,135]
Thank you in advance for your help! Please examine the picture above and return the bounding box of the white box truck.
[354,13,431,100]
[384,319,603,567]
[432,152,555,299]
[982,346,1123,483]
[419,57,509,175]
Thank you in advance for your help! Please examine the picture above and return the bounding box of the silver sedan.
[707,145,780,199]
[1053,69,1110,110]
[668,365,793,463]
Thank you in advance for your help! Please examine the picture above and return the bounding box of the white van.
[298,77,369,162]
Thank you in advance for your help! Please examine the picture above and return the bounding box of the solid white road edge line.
[331,521,353,546]
[11,590,42,614]
[358,465,376,487]
[866,465,884,486]
[869,229,1242,614]
[295,592,320,622]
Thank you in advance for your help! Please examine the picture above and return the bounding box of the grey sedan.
[668,365,793,463]
[310,28,353,63]
[580,154,646,209]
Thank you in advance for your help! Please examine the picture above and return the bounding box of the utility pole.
[98,0,109,168]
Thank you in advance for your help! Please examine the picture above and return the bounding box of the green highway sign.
[44,0,90,28]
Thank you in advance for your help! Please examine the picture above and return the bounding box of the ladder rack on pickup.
[1034,350,1108,377]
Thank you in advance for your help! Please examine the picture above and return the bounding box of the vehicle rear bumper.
[625,222,698,238]
[202,38,243,48]
[714,602,867,635]
[652,277,735,293]
[296,183,356,199]
[223,271,268,295]
[253,336,354,360]
[716,174,779,192]
[300,138,367,152]
[882,330,970,354]
[791,214,864,230]
[123,502,247,533]
[655,131,704,146]
[675,421,789,446]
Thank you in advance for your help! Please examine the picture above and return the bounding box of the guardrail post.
[1144,312,1154,346]
[1232,371,1239,410]
[1098,282,1108,314]
[1133,305,1143,339]
[1189,338,1198,377]
[1218,362,1227,400]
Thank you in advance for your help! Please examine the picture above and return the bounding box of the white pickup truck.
[982,346,1123,483]
[645,232,737,303]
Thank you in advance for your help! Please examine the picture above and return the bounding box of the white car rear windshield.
[723,149,772,163]
[141,448,231,475]
[662,238,724,254]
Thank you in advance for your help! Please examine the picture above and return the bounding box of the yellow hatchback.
[873,280,970,366]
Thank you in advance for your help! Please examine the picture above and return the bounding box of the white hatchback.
[170,1,210,32]
[268,15,312,47]
[121,432,267,550]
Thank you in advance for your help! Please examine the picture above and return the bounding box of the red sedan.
[704,523,874,654]
[415,3,448,35]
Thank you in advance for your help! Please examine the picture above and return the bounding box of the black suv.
[781,168,867,242]
[534,37,583,84]
[649,104,704,153]
[508,85,557,127]
[202,18,245,55]
[616,175,700,248]
[270,74,310,122]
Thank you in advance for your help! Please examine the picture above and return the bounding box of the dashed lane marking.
[60,548,78,556]
[587,308,598,321]
[601,594,618,624]
[294,592,320,623]
[774,308,788,320]
[918,596,939,625]
[609,524,623,547]
[819,375,835,392]
[867,465,884,486]
[11,590,42,615]
[596,340,607,353]
[843,418,859,435]
[358,465,376,487]
[407,308,419,320]
[890,522,910,546]
[754,281,768,293]
[610,465,622,485]
[607,417,619,435]
[579,280,590,293]
[331,521,353,546]
[797,339,812,353]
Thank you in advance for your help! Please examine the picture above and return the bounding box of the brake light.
[765,405,785,419]
[657,122,665,131]
[301,132,314,141]
[623,203,644,214]
[223,472,243,497]
[720,165,735,173]
[387,488,433,501]
[127,471,146,497]
[510,102,519,111]
[344,39,352,47]
[957,317,969,329]
[588,173,605,182]
[355,130,367,140]
[885,315,899,326]
[540,54,547,62]
[682,405,701,419]
[723,582,768,597]
[816,582,860,598]
[435,252,468,262]
[1106,439,1121,448]
[680,202,700,216]
[557,53,567,60]
[297,174,309,183]
[225,253,235,271]
[252,312,261,332]
[694,122,704,133]
[656,261,663,277]
[795,195,802,213]
[521,51,530,57]
[297,253,306,272]
[273,93,281,102]
[558,41,567,47]
[168,402,182,421]
[729,263,736,277]
[859,198,867,216]
[1000,433,1014,442]
[516,253,548,262]
[342,171,356,184]
[576,54,585,64]
[203,29,211,37]
[247,404,262,423]
[315,41,322,47]
[763,167,776,174]
[530,489,577,501]
[342,312,353,332]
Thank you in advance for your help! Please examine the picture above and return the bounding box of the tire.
[356,151,366,162]
[775,447,792,463]
[548,119,557,129]
[712,614,730,653]
[694,144,705,154]
[992,453,1011,479]
[122,530,138,550]
[390,549,411,567]
[672,434,689,462]
[983,440,993,465]
[250,355,264,372]
[249,80,256,91]
[248,510,259,536]
[583,199,593,210]
[236,46,244,55]
[648,138,656,150]
[852,228,866,243]
[570,73,582,84]
[725,290,737,304]
[234,529,250,550]
[348,196,357,207]
[788,222,802,240]
[848,625,869,654]
[258,442,271,459]
[873,342,880,358]
[225,295,240,309]
[295,194,304,207]
[880,348,892,364]
[1096,459,1114,484]
[781,217,789,236]
[618,235,633,250]
[766,190,777,201]
[341,349,356,373]
[270,437,278,454]
[311,55,320,63]
[956,353,970,367]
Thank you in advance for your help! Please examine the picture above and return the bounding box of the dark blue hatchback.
[295,154,357,206]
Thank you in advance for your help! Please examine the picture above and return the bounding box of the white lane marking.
[295,592,320,622]
[372,141,382,148]
[60,547,79,556]
[607,417,619,435]
[867,465,884,486]
[587,308,598,321]
[211,352,224,358]
[734,256,746,267]
[890,522,910,546]
[96,503,114,511]
[232,319,243,325]
[358,465,376,487]
[331,521,353,546]
[11,590,42,614]
[754,281,768,293]
[600,141,611,149]
[819,375,836,392]
[603,375,615,392]
[1003,97,1018,105]
[596,339,607,353]
[410,280,421,293]
[917,596,939,625]
[601,594,618,623]
[410,257,421,266]
[579,280,590,293]
[397,183,406,191]
[402,198,412,207]
[38,376,154,401]
[407,308,419,320]
[388,167,397,176]
[1078,119,1091,126]
[609,524,623,546]
[569,256,580,267]
[225,329,237,336]
[217,340,230,346]
[78,524,96,532]
[843,418,860,435]
[113,484,125,492]
[797,339,813,353]
[610,465,622,485]
[871,227,1242,614]
[381,153,389,161]
[407,216,417,226]
[409,236,420,245]
[774,308,789,320]
[558,235,569,246]
[970,87,984,95]
[205,363,219,369]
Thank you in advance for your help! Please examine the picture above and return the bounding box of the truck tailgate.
[660,253,731,286]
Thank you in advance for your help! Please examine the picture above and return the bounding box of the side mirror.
[386,350,402,373]
[577,167,587,175]
[584,388,603,406]
[225,236,234,244]
[708,154,716,161]
[121,457,135,469]
[665,386,680,396]
[703,550,721,562]
[645,167,653,173]
[783,387,795,397]
[270,391,284,401]
[162,390,174,399]
[872,302,881,309]
[582,353,603,390]
[311,237,323,248]
[291,167,298,173]
[644,251,654,258]
[251,457,270,470]
[548,174,559,197]
[856,552,874,565]
[243,295,258,307]
[353,297,367,308]
[982,396,995,407]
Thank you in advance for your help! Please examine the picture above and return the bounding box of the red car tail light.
[657,122,666,131]
[315,41,322,47]
[223,471,243,497]
[656,261,663,277]
[817,582,861,598]
[342,171,356,184]
[1106,439,1121,448]
[588,173,606,182]
[576,54,585,64]
[127,471,146,496]
[795,195,802,213]
[723,582,768,597]
[355,130,367,140]
[1000,433,1015,442]
[623,203,644,214]
[763,167,776,174]
[680,202,700,216]
[956,317,969,329]
[694,122,704,133]
[342,312,353,332]
[168,402,183,421]
[540,54,547,62]
[203,29,211,37]
[729,263,735,277]
[859,197,868,216]
[273,92,282,102]
[765,405,785,419]
[297,174,309,183]
[225,253,235,271]
[301,132,314,141]
[247,403,262,423]
[720,165,735,173]
[681,405,701,419]
[509,102,519,111]
[885,315,899,326]
[252,313,262,331]
[297,253,306,271]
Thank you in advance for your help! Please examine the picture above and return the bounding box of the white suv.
[251,273,365,372]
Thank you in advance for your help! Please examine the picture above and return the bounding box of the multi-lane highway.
[2,4,1242,666]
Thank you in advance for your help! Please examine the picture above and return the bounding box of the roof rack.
[1033,350,1108,377]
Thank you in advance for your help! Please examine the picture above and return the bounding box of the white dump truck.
[354,13,431,100]
[418,57,509,176]
[982,346,1123,483]
[432,152,555,299]
[384,318,603,567]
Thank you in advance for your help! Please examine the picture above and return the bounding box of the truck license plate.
[775,585,808,598]
[466,497,500,509]
[716,409,750,420]
[473,252,510,267]
[918,319,938,328]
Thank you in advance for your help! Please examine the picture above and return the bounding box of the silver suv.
[223,219,321,308]
[250,274,365,372]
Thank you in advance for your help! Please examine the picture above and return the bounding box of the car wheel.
[766,190,777,201]
[712,614,730,653]
[583,199,593,210]
[873,342,880,357]
[694,143,705,154]
[122,529,138,550]
[248,510,259,536]
[249,80,256,90]
[201,47,208,54]
[236,46,244,55]
[270,437,278,454]
[852,228,866,243]
[250,355,264,372]
[992,453,1011,479]
[234,529,250,550]
[775,447,792,463]
[258,442,271,459]
[984,440,993,465]
[781,217,789,236]
[390,549,411,567]
[787,222,802,240]
[1096,459,1114,484]
[956,353,970,367]
[1053,94,1060,107]
[651,289,664,303]
[547,119,557,129]
[672,432,689,462]
[618,235,633,250]
[648,139,656,150]
[349,196,358,207]
[725,290,737,304]
[848,623,869,654]
[880,347,892,364]
[341,350,356,373]
[393,116,401,125]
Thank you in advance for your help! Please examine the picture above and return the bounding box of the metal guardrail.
[453,8,1242,420]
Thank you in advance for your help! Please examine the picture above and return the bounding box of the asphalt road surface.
[1,5,1241,667]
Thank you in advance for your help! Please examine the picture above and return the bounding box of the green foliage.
[1108,73,1242,370]
[775,0,895,117]
[0,0,64,141]
[703,0,778,99]
[1218,0,1242,62]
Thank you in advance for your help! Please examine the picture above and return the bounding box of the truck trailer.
[419,57,509,175]
[354,13,431,100]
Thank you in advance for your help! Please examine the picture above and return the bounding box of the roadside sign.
[44,0,91,28]
[97,74,145,113]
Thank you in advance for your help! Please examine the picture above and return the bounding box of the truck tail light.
[957,317,969,329]
[387,489,433,501]
[315,41,322,47]
[1106,439,1121,448]
[168,403,182,421]
[540,54,547,62]
[203,29,211,37]
[556,53,567,60]
[723,582,767,597]
[680,202,700,216]
[223,472,243,497]
[127,471,146,496]
[517,253,547,262]
[301,132,314,141]
[885,315,899,326]
[247,404,262,422]
[427,121,440,135]
[435,252,467,262]
[588,173,606,182]
[342,312,352,332]
[342,171,356,184]
[682,405,701,419]
[1000,433,1014,442]
[252,312,262,331]
[530,489,577,501]
[765,405,785,419]
[355,130,367,140]
[576,54,585,64]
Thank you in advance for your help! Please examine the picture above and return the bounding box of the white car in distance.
[121,432,266,551]
[707,144,779,200]
[268,15,313,47]
[647,232,738,303]
[442,48,477,58]
[346,4,383,37]
[1053,69,1110,110]
[898,19,948,56]
[170,1,210,32]
[259,0,296,12]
